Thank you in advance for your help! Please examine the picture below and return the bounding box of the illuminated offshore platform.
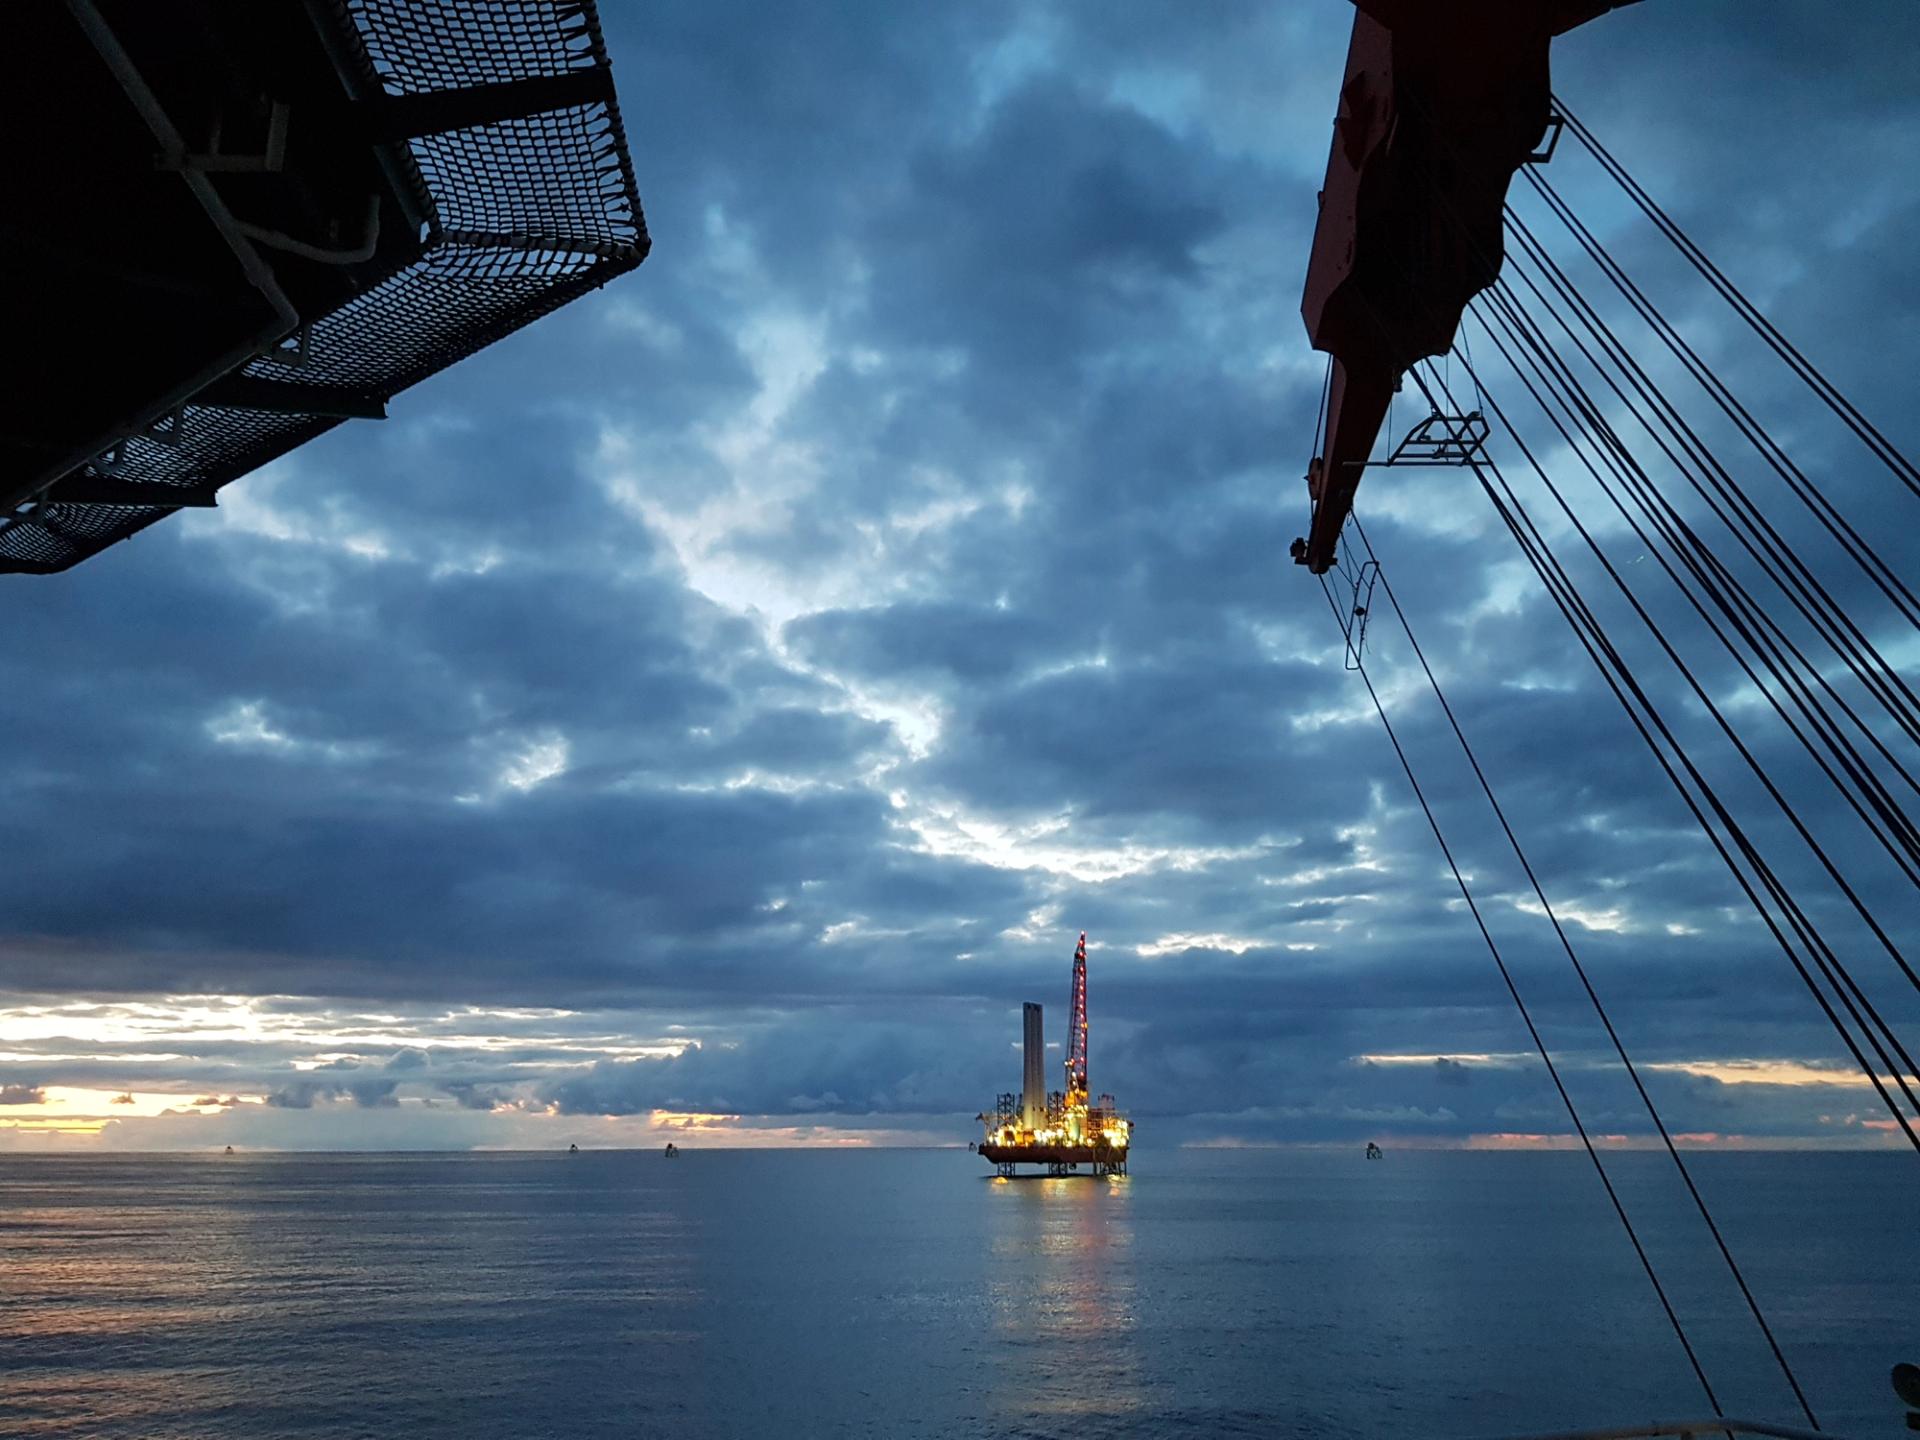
[977,932,1132,1177]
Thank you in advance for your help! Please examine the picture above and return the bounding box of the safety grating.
[1,0,647,574]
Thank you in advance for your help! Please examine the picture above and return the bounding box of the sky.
[3,1,1917,1152]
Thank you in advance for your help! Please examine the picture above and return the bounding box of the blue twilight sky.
[2,1,1917,1151]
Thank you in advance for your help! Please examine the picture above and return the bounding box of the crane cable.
[1478,265,1920,890]
[1348,512,1821,1429]
[1451,282,1920,1098]
[1497,199,1920,761]
[1424,339,1920,1128]
[1411,358,1920,1151]
[1519,163,1920,634]
[1313,566,1730,1427]
[1462,279,1920,1062]
[1554,97,1920,504]
[1308,90,1913,1432]
[1471,264,1920,967]
[1493,209,1920,820]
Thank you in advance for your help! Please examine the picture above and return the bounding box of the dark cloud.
[346,1079,401,1109]
[0,2,1913,1150]
[0,1084,46,1106]
[442,1084,514,1113]
[545,1021,989,1119]
[265,1082,335,1110]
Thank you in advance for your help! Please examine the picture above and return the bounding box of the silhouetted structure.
[3,0,648,574]
[1020,1002,1045,1129]
[1293,0,1640,573]
[1893,1362,1920,1429]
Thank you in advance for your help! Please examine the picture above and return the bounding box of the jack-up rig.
[977,932,1131,1177]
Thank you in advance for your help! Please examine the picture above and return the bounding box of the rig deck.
[978,1140,1129,1179]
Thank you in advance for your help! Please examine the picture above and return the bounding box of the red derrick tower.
[1065,931,1089,1106]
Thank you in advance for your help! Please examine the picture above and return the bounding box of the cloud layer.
[2,2,1915,1150]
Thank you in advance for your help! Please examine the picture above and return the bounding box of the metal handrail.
[1466,1420,1841,1440]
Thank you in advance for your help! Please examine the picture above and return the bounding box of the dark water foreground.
[0,1148,1912,1438]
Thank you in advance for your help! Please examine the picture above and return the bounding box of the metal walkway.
[2,0,648,574]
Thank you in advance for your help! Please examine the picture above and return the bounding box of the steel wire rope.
[1488,214,1920,806]
[1475,269,1920,889]
[1383,88,1920,787]
[1451,268,1920,1090]
[1349,512,1821,1428]
[1410,359,1920,1148]
[1433,317,1920,1108]
[1474,272,1920,929]
[1474,276,1920,917]
[1519,164,1920,633]
[1321,303,1920,1141]
[1313,353,1333,463]
[1313,569,1730,1426]
[1468,269,1920,1009]
[1436,390,1920,1153]
[1495,202,1920,756]
[1473,267,1920,891]
[1554,97,1920,501]
[1485,469,1920,1154]
[1396,93,1920,806]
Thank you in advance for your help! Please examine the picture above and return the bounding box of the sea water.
[1,1148,1913,1438]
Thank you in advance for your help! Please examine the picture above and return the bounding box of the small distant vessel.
[223,1145,233,1155]
[1366,1142,1383,1160]
[664,1142,679,1159]
[977,932,1131,1177]
[568,1143,578,1154]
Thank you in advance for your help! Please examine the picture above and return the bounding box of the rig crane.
[1293,0,1641,574]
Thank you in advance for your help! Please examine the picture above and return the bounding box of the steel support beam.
[42,477,219,506]
[196,374,386,419]
[16,0,303,516]
[363,70,613,142]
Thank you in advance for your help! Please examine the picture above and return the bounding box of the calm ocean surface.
[0,1148,1912,1438]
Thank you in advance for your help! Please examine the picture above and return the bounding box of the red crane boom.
[1293,0,1642,574]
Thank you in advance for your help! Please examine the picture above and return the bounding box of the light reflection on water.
[0,1152,707,1438]
[986,1174,1144,1426]
[0,1149,1913,1438]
